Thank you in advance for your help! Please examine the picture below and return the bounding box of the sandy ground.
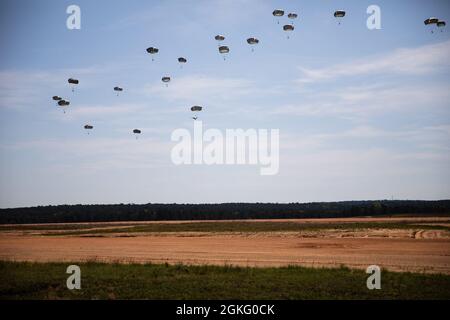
[1,218,450,274]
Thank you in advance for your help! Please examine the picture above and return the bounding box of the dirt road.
[1,222,449,273]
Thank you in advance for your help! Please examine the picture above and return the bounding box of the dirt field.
[1,217,450,274]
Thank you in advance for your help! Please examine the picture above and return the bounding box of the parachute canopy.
[215,35,225,41]
[133,129,141,134]
[219,46,229,54]
[437,20,446,27]
[424,17,439,25]
[146,47,159,54]
[247,37,259,45]
[84,125,93,130]
[191,106,202,112]
[272,9,284,17]
[68,78,79,85]
[283,24,294,31]
[162,76,171,83]
[58,100,70,106]
[113,87,123,92]
[178,57,187,63]
[287,13,298,19]
[334,10,346,18]
[52,96,62,101]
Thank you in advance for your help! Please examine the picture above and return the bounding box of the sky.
[0,0,449,208]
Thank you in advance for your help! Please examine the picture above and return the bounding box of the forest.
[0,200,449,224]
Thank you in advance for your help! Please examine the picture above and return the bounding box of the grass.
[1,218,449,236]
[0,261,449,300]
[32,220,450,236]
[0,223,136,232]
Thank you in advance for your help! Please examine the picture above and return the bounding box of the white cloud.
[144,74,257,103]
[297,40,450,84]
[62,103,146,118]
[269,83,450,119]
[1,137,172,171]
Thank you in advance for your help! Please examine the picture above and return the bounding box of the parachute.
[283,24,294,39]
[52,96,62,107]
[215,35,225,44]
[113,86,123,96]
[334,10,346,25]
[424,17,439,25]
[191,106,202,120]
[178,57,187,68]
[437,20,446,32]
[272,9,284,24]
[424,17,439,33]
[133,129,141,139]
[84,124,93,134]
[218,45,230,60]
[287,12,298,25]
[68,78,79,92]
[162,76,171,87]
[57,99,70,113]
[191,106,202,111]
[246,37,259,52]
[146,47,159,61]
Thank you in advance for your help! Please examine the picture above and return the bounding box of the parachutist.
[162,76,171,87]
[273,9,284,25]
[133,129,141,139]
[114,86,123,96]
[247,37,259,52]
[334,10,346,25]
[146,47,159,61]
[218,46,229,60]
[68,78,79,92]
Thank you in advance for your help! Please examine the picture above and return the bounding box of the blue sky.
[0,0,449,208]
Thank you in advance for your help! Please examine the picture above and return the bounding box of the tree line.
[0,200,449,224]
